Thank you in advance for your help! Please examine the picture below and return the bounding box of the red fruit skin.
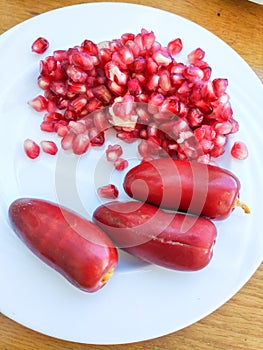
[8,198,118,292]
[93,201,217,271]
[123,159,241,220]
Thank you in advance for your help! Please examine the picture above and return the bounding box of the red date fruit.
[8,198,118,292]
[123,158,250,220]
[93,201,217,271]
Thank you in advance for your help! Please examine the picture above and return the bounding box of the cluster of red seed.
[28,30,247,162]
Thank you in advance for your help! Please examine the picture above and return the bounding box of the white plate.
[0,2,262,345]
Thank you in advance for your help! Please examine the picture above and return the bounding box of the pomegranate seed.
[231,141,248,160]
[105,62,129,85]
[40,140,58,155]
[131,56,146,73]
[168,38,183,56]
[38,75,51,90]
[24,139,40,159]
[89,128,105,146]
[68,120,87,134]
[121,33,135,44]
[31,37,49,54]
[114,158,128,171]
[92,85,112,104]
[69,95,88,113]
[50,81,67,96]
[66,65,88,83]
[159,70,171,92]
[214,121,233,135]
[213,78,228,97]
[152,49,172,66]
[187,48,205,63]
[40,120,56,132]
[28,95,48,112]
[93,110,110,132]
[127,78,142,95]
[67,81,87,94]
[106,144,123,162]
[56,124,69,137]
[61,132,75,151]
[53,49,68,61]
[107,80,126,95]
[97,184,119,199]
[187,108,204,127]
[72,132,90,155]
[70,51,94,70]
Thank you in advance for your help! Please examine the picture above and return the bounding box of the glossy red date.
[123,159,248,220]
[93,200,217,271]
[8,198,118,292]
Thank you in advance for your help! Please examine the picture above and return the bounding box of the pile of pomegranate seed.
[27,29,247,163]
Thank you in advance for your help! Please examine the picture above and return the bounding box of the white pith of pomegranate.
[27,29,246,163]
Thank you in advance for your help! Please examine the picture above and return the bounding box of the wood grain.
[0,0,262,349]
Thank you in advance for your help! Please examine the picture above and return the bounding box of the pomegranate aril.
[89,128,105,146]
[40,140,58,155]
[67,81,87,94]
[68,120,87,134]
[187,48,205,63]
[53,49,68,61]
[81,39,99,56]
[50,81,67,96]
[184,65,204,82]
[106,144,123,162]
[70,51,94,70]
[105,61,129,85]
[168,38,183,56]
[146,74,159,91]
[24,139,40,159]
[40,120,56,132]
[212,78,228,97]
[32,37,49,54]
[187,108,204,127]
[69,95,88,113]
[92,85,112,104]
[66,65,88,83]
[130,56,146,73]
[72,132,90,155]
[121,33,135,44]
[107,80,126,95]
[56,123,69,137]
[38,75,51,90]
[127,78,142,95]
[159,70,171,92]
[152,49,172,66]
[29,95,48,112]
[97,184,119,199]
[114,158,128,171]
[61,132,74,151]
[231,141,248,160]
[93,110,110,132]
[214,121,233,135]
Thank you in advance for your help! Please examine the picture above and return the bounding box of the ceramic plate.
[0,2,262,345]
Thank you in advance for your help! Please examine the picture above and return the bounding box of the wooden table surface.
[0,0,262,349]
